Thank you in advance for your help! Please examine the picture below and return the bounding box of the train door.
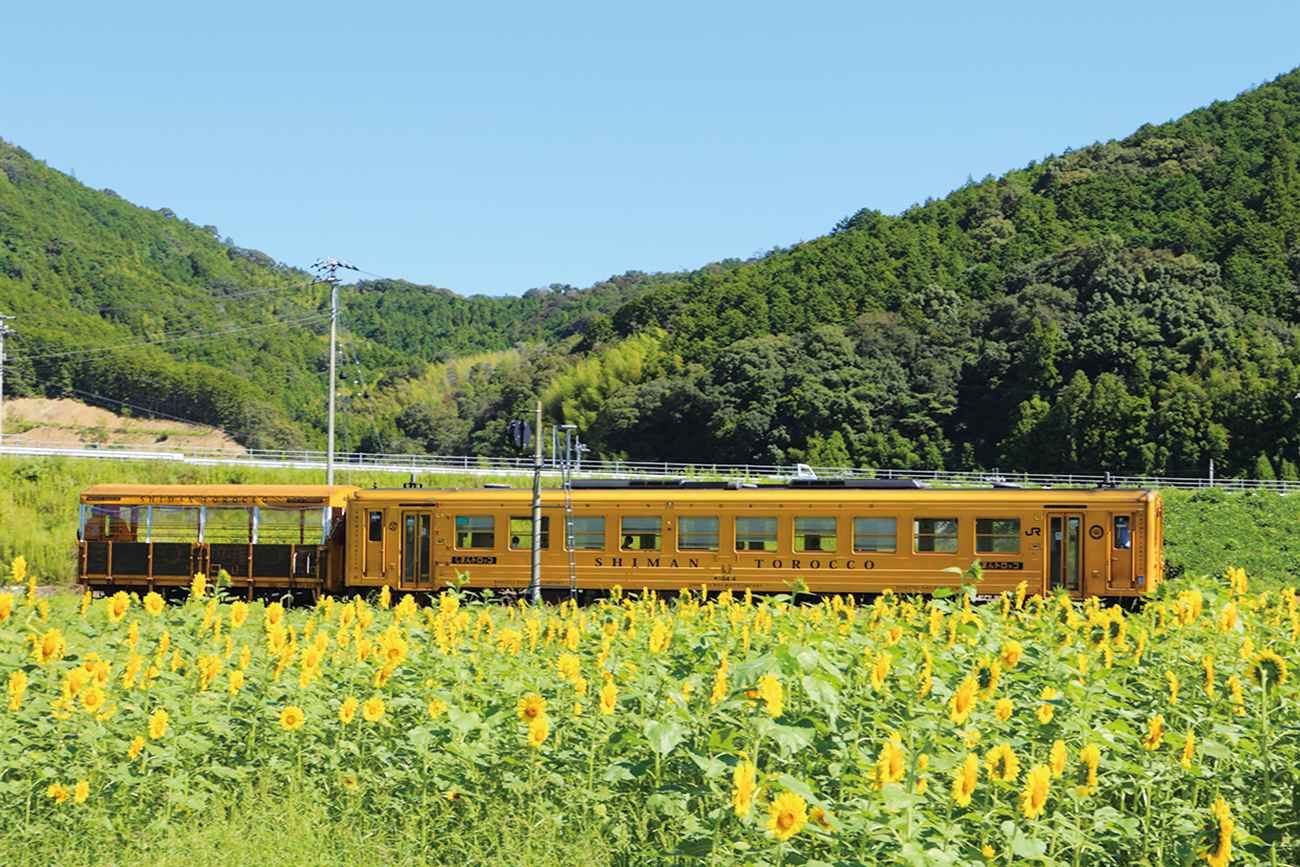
[399,511,433,591]
[363,509,387,579]
[1107,513,1137,591]
[1047,513,1083,597]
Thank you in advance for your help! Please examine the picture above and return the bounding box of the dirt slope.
[2,398,246,452]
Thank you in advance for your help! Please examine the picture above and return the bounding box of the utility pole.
[0,316,14,446]
[311,259,358,485]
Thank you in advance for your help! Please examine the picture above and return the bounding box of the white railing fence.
[0,433,1289,492]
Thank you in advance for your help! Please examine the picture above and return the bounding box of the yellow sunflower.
[1019,764,1050,819]
[874,734,906,790]
[949,675,979,725]
[871,650,892,691]
[994,697,1013,721]
[975,656,1001,697]
[339,696,359,724]
[985,742,1020,784]
[47,782,69,803]
[143,592,165,617]
[1249,650,1288,692]
[105,592,131,623]
[74,780,90,804]
[80,686,106,714]
[600,681,618,716]
[1000,639,1023,669]
[951,753,979,807]
[1078,743,1100,788]
[1037,686,1058,724]
[517,693,547,723]
[731,754,757,816]
[765,791,808,842]
[148,708,169,740]
[526,716,548,748]
[362,696,385,722]
[1049,740,1068,778]
[1200,797,1234,867]
[280,705,306,731]
[8,670,28,710]
[757,673,783,717]
[1143,715,1164,751]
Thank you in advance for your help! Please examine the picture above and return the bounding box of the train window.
[572,516,605,550]
[735,517,778,552]
[914,518,959,553]
[258,506,317,544]
[509,516,550,549]
[795,517,836,552]
[975,518,1020,554]
[853,517,897,552]
[454,516,495,548]
[1114,516,1132,549]
[205,506,254,544]
[620,517,662,550]
[678,516,719,551]
[368,511,384,543]
[151,506,201,542]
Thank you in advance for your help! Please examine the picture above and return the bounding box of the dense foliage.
[7,68,1300,473]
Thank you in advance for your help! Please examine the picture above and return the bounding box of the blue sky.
[6,2,1300,297]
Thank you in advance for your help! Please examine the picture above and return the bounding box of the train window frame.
[794,516,837,552]
[454,515,496,549]
[975,517,1020,554]
[508,515,550,549]
[367,511,384,543]
[572,515,605,550]
[735,516,778,552]
[678,516,719,551]
[1114,516,1132,549]
[620,516,662,551]
[853,517,897,552]
[914,517,959,553]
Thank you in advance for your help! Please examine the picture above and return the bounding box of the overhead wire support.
[311,258,358,485]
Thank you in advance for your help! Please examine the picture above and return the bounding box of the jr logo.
[1024,527,1042,536]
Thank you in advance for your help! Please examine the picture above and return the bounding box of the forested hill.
[547,67,1300,478]
[0,140,659,447]
[6,68,1300,477]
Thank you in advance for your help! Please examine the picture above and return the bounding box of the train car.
[78,478,1162,602]
[344,480,1162,601]
[78,484,358,598]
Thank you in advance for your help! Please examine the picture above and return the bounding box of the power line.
[21,372,283,448]
[18,312,331,362]
[12,279,325,318]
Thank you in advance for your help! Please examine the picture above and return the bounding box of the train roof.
[348,481,1160,504]
[81,484,359,506]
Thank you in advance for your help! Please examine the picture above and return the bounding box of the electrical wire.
[13,279,325,318]
[19,312,331,362]
[20,372,283,448]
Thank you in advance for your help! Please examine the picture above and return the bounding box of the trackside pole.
[530,401,542,605]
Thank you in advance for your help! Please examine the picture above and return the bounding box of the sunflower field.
[1,559,1295,867]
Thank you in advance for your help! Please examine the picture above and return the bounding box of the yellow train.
[78,479,1163,603]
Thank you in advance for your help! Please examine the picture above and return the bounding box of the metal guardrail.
[0,433,1293,492]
